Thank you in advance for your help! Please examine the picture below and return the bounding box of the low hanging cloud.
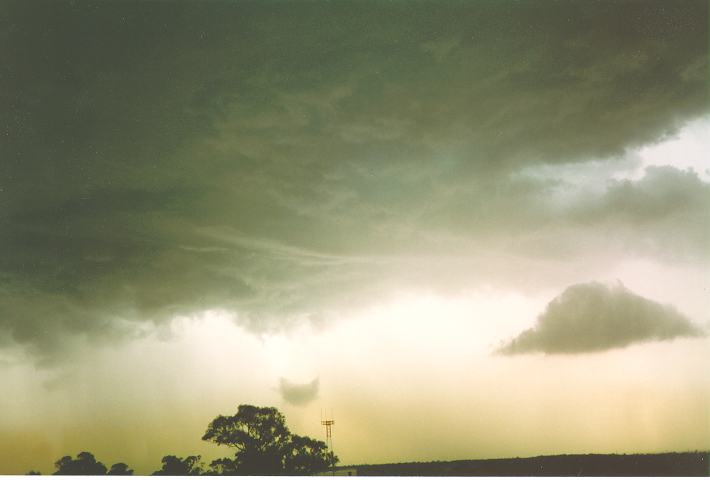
[499,282,704,355]
[278,378,319,406]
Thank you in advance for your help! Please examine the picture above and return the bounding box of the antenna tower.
[321,409,336,475]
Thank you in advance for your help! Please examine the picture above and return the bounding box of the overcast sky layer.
[0,0,708,474]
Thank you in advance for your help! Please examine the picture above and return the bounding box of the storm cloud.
[500,283,704,355]
[0,1,708,358]
[278,378,319,407]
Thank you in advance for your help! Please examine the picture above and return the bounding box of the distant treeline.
[354,452,709,476]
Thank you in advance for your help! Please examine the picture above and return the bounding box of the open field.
[352,452,709,476]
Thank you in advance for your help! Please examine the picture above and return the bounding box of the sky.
[0,0,708,474]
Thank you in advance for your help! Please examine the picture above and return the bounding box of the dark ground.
[352,452,709,476]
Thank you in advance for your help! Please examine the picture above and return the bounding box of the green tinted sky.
[0,0,708,474]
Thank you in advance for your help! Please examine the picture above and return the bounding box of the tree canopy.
[152,455,204,476]
[284,434,338,475]
[108,463,134,475]
[202,405,337,475]
[50,452,133,475]
[53,452,108,475]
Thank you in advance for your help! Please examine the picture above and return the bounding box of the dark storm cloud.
[278,378,319,406]
[0,0,707,357]
[500,283,704,355]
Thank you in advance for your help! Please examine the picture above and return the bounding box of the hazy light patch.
[516,157,632,199]
[0,312,280,474]
[628,117,710,181]
[313,290,550,365]
[517,117,710,205]
[262,328,321,384]
[609,258,709,326]
[317,335,710,465]
[242,289,549,395]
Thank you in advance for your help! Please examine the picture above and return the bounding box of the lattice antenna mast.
[321,409,336,474]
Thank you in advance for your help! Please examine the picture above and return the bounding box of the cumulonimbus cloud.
[499,282,704,355]
[0,1,708,360]
[278,378,319,406]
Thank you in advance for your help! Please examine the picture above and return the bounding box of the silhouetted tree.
[202,405,337,475]
[283,434,336,475]
[202,405,288,475]
[53,452,108,475]
[207,457,239,476]
[108,462,134,475]
[152,455,203,476]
